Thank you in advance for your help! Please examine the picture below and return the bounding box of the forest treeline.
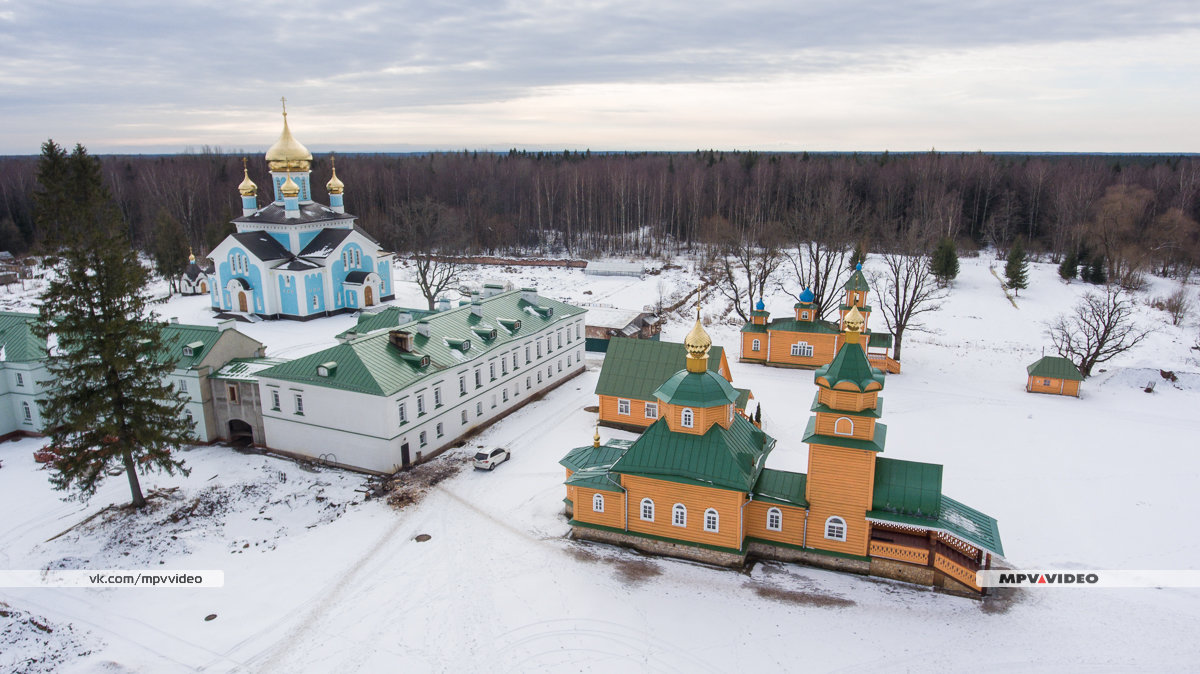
[0,148,1197,281]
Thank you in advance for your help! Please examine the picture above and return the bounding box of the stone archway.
[228,419,254,446]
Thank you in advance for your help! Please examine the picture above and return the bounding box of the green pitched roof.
[653,369,740,408]
[734,387,751,409]
[802,417,887,453]
[560,440,632,473]
[810,393,884,418]
[868,495,1004,557]
[866,331,893,349]
[1027,356,1083,381]
[759,317,841,335]
[210,357,289,381]
[843,268,870,292]
[872,457,943,519]
[259,289,586,396]
[594,337,726,402]
[566,465,626,492]
[752,469,808,507]
[0,311,45,362]
[336,306,439,339]
[814,341,884,392]
[158,324,224,369]
[611,415,775,492]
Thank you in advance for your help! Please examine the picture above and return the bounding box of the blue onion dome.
[799,287,815,303]
[755,298,765,311]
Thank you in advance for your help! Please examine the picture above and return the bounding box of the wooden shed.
[1026,356,1083,396]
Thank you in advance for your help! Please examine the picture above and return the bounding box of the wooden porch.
[867,353,901,373]
[869,525,987,593]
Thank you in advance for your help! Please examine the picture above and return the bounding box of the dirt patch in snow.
[386,456,468,509]
[612,557,663,583]
[751,584,857,608]
[979,587,1026,614]
[0,601,99,674]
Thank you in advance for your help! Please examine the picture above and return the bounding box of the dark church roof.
[183,262,206,280]
[299,229,353,258]
[344,271,372,284]
[234,202,355,226]
[231,232,291,261]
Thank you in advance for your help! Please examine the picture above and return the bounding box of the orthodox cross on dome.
[281,96,287,116]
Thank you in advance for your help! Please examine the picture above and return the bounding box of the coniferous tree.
[930,237,959,286]
[849,240,868,270]
[1086,255,1107,285]
[33,142,193,508]
[754,404,762,425]
[150,208,190,294]
[1058,249,1079,282]
[1005,240,1029,295]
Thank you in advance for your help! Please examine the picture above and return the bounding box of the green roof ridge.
[653,369,740,408]
[594,337,726,401]
[1027,355,1083,381]
[814,341,884,392]
[612,415,775,492]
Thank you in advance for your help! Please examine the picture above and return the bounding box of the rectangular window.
[294,394,304,415]
[475,370,482,388]
[434,387,443,406]
[15,373,23,387]
[557,332,562,348]
[461,410,468,425]
[270,390,281,410]
[501,360,508,375]
[491,395,497,409]
[512,352,519,369]
[417,394,426,415]
[546,336,552,352]
[618,399,631,415]
[790,343,814,358]
[502,389,509,402]
[436,423,444,438]
[489,363,496,380]
[419,431,427,447]
[178,378,187,393]
[645,402,658,419]
[476,402,483,417]
[184,409,193,425]
[536,343,542,358]
[547,366,552,379]
[459,376,467,396]
[537,372,543,384]
[525,346,531,363]
[557,360,562,373]
[22,402,32,421]
[526,376,532,390]
[228,385,239,403]
[576,323,581,339]
[399,401,408,424]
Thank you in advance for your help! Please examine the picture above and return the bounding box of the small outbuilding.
[1026,356,1083,396]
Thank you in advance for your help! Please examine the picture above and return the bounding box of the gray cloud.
[1,0,1197,151]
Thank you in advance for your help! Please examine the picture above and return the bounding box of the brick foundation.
[570,525,747,568]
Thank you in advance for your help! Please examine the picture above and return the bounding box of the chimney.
[169,317,179,324]
[388,330,414,352]
[437,297,451,312]
[521,287,537,303]
[218,319,235,332]
[416,319,430,337]
[471,291,483,317]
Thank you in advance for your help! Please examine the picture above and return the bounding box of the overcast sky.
[2,0,1198,154]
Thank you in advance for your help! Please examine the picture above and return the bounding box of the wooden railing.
[934,553,981,592]
[867,354,901,374]
[870,540,930,565]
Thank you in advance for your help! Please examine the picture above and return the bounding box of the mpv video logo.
[978,570,1200,588]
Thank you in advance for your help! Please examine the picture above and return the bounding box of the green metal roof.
[761,318,841,334]
[258,289,585,396]
[0,311,45,362]
[594,337,727,402]
[565,465,626,492]
[734,387,751,409]
[158,324,224,369]
[814,341,884,392]
[802,417,887,452]
[868,495,1004,556]
[611,415,776,492]
[336,306,439,339]
[560,440,632,473]
[740,323,768,334]
[752,469,808,508]
[810,393,884,418]
[1027,355,1083,381]
[210,357,289,381]
[866,331,893,349]
[872,457,943,519]
[843,268,871,292]
[653,369,740,408]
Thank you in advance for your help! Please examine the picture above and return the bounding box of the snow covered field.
[2,253,1200,672]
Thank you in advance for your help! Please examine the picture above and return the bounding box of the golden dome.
[280,172,300,198]
[265,103,312,172]
[326,157,344,195]
[188,248,196,264]
[237,161,258,197]
[844,306,865,332]
[684,309,712,373]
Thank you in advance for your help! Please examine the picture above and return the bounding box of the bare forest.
[0,149,1197,287]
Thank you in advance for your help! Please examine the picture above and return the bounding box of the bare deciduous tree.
[1047,286,1152,377]
[392,197,466,310]
[710,222,783,322]
[873,238,946,361]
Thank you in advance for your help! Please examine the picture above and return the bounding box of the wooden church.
[740,265,899,373]
[562,306,1003,595]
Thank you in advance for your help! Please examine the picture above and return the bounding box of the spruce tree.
[1058,249,1078,282]
[33,142,193,508]
[930,237,959,286]
[150,208,189,294]
[1005,240,1029,295]
[849,241,868,270]
[754,404,762,425]
[1086,255,1107,285]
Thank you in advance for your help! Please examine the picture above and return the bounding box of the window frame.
[824,516,847,542]
[617,398,631,416]
[672,503,687,527]
[593,493,604,513]
[681,408,694,428]
[640,498,655,522]
[766,507,782,531]
[704,508,719,533]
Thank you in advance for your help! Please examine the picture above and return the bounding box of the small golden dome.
[593,425,600,448]
[845,306,865,332]
[280,172,300,198]
[188,248,196,264]
[265,104,312,172]
[238,162,258,197]
[326,158,344,195]
[684,308,712,373]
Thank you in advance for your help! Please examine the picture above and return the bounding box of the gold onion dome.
[684,310,712,373]
[265,104,313,172]
[238,164,258,196]
[844,306,865,332]
[188,249,196,264]
[280,172,301,198]
[326,160,345,195]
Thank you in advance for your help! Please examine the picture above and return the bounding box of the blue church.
[208,105,395,320]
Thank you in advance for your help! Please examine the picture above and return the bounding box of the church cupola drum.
[205,101,395,320]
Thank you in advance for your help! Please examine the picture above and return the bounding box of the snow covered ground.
[2,253,1200,672]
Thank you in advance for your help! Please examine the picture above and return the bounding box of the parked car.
[473,448,511,471]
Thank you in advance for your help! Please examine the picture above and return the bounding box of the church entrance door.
[200,281,207,293]
[238,292,248,313]
[364,286,374,306]
[401,442,411,468]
